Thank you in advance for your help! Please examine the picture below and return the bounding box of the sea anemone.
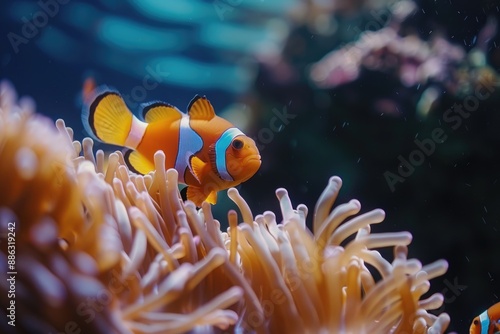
[0,81,84,244]
[0,80,450,333]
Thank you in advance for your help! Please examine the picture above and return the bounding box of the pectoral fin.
[189,155,206,183]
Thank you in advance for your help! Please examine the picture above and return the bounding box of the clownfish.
[82,87,261,206]
[470,302,500,334]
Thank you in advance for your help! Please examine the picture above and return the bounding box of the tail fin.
[82,86,134,147]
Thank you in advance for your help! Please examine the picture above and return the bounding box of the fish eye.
[473,319,479,325]
[232,139,243,150]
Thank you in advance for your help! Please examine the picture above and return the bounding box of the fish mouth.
[247,155,261,162]
[236,155,261,182]
[240,155,261,173]
[244,155,262,166]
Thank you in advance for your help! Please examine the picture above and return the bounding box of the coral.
[310,23,466,90]
[308,2,499,118]
[0,81,449,333]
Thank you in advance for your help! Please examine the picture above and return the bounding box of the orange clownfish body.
[470,302,500,334]
[82,87,261,206]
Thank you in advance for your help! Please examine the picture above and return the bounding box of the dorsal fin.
[141,101,182,123]
[187,95,215,120]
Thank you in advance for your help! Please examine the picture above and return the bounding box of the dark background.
[1,0,500,332]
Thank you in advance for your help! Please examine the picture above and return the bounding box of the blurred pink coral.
[310,28,465,89]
